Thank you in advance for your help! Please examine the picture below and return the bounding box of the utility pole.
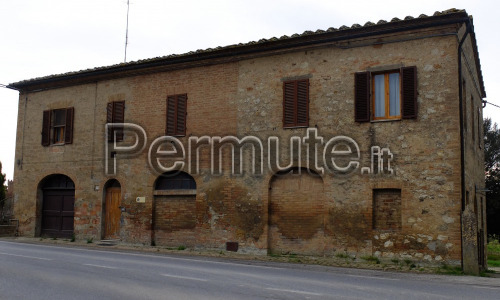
[124,0,130,62]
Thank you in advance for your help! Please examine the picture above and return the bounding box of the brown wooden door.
[41,189,75,238]
[105,187,121,239]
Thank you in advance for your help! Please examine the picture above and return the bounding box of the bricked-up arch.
[38,174,75,238]
[268,167,325,255]
[152,171,197,247]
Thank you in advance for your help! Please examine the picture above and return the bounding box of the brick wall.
[373,189,402,231]
[268,169,325,255]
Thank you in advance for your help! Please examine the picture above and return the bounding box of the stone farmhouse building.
[8,9,486,273]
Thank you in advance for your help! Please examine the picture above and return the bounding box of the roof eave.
[9,11,482,94]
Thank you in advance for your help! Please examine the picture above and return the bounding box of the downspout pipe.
[457,17,473,271]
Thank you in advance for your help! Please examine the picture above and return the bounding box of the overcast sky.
[1,0,499,181]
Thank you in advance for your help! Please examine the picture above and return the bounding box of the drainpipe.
[457,17,473,271]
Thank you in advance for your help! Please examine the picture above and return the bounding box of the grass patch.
[437,263,463,275]
[177,245,186,251]
[391,258,400,264]
[487,238,500,268]
[361,255,380,264]
[335,253,350,259]
[87,237,93,244]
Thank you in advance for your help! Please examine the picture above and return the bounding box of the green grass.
[335,253,350,259]
[177,245,186,251]
[437,264,463,275]
[360,255,380,264]
[487,239,500,267]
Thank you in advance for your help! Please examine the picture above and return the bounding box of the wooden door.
[42,189,75,238]
[105,187,121,239]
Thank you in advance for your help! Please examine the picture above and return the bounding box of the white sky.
[1,0,499,181]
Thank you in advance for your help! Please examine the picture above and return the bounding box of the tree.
[0,162,5,209]
[484,118,500,236]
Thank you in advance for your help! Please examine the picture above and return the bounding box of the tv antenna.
[124,0,130,62]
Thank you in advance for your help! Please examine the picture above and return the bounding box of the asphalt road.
[0,240,498,299]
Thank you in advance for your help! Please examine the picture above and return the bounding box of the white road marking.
[0,252,52,261]
[83,263,118,269]
[0,240,283,270]
[346,274,400,281]
[265,287,322,296]
[160,273,208,282]
[472,286,500,291]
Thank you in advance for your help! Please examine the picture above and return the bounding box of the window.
[166,94,187,136]
[471,99,475,142]
[463,80,467,131]
[155,171,196,190]
[355,66,417,122]
[107,101,125,142]
[283,79,309,128]
[477,107,482,149]
[42,107,74,146]
[373,72,400,119]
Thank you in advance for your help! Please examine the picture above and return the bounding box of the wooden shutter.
[166,95,176,136]
[401,66,417,119]
[283,80,308,127]
[106,102,114,142]
[113,101,125,141]
[283,81,296,127]
[42,110,51,146]
[296,80,309,126]
[176,94,187,136]
[64,107,74,144]
[354,72,370,122]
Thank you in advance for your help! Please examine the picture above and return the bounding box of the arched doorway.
[39,174,75,238]
[152,171,196,246]
[268,167,325,255]
[103,179,121,239]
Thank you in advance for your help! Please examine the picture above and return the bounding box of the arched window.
[41,174,75,189]
[155,171,196,190]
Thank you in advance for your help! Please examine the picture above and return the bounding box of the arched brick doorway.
[152,171,196,246]
[268,168,325,255]
[39,174,75,238]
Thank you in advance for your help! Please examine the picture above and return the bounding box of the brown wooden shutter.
[42,110,51,146]
[64,107,74,144]
[166,96,176,135]
[283,81,296,127]
[354,72,370,122]
[296,79,309,126]
[176,94,187,135]
[107,102,113,142]
[401,66,417,119]
[113,101,125,141]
